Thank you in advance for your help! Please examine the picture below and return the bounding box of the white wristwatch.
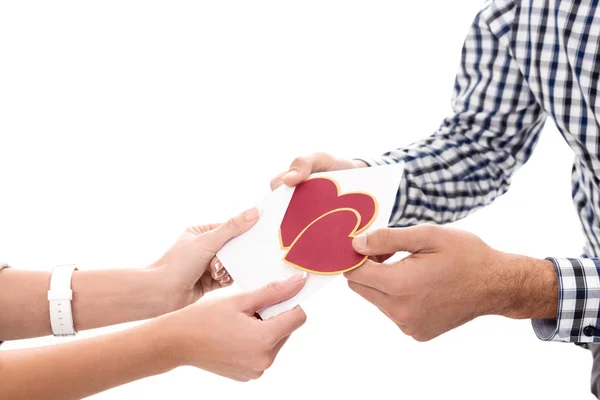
[48,265,78,336]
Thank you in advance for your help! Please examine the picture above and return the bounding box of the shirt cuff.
[353,156,410,228]
[532,257,600,343]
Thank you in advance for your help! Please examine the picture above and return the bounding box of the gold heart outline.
[282,207,374,275]
[278,176,379,251]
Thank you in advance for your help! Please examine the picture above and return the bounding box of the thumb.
[203,208,259,253]
[242,273,307,312]
[352,225,441,256]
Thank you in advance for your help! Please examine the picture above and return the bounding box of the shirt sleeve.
[356,3,547,228]
[355,4,582,343]
[533,258,600,343]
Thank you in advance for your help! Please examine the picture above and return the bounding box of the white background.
[0,1,593,399]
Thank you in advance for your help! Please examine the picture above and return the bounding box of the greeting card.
[216,163,404,319]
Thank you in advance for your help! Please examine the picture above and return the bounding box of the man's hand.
[344,225,558,342]
[270,152,368,190]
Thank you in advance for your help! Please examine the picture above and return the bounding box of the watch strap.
[48,265,78,336]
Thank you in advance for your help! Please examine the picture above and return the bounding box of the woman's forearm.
[0,267,176,340]
[0,319,180,400]
[0,272,309,399]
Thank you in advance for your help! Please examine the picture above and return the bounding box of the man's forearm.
[489,254,558,320]
[0,268,174,340]
[0,318,179,400]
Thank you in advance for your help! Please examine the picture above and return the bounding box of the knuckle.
[312,151,332,163]
[413,333,432,343]
[253,370,265,379]
[390,308,409,325]
[226,216,242,229]
[290,156,309,169]
[397,324,411,336]
[257,355,275,371]
[420,223,438,234]
[419,224,441,247]
[186,225,206,235]
[347,280,357,290]
[266,281,285,293]
[374,229,392,249]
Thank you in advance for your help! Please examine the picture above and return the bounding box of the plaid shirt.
[359,0,600,343]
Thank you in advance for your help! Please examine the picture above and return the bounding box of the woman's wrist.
[138,315,187,373]
[70,267,177,330]
[147,306,202,369]
[147,265,197,313]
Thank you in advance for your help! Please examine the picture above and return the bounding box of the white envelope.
[216,163,404,319]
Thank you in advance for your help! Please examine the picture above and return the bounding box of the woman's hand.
[0,274,307,399]
[0,208,259,340]
[150,208,259,311]
[157,273,308,382]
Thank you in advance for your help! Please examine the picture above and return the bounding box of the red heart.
[279,177,377,248]
[283,208,368,274]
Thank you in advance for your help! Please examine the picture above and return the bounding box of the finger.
[214,268,229,280]
[205,274,232,292]
[242,273,306,312]
[282,153,334,187]
[266,306,307,342]
[352,225,442,256]
[185,223,222,236]
[371,253,395,263]
[203,208,259,253]
[209,257,231,281]
[347,281,399,324]
[344,259,398,293]
[270,171,287,191]
[219,274,232,286]
[209,257,223,279]
[347,280,390,307]
[272,335,290,354]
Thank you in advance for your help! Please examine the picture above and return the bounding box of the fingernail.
[287,271,307,284]
[242,208,259,222]
[353,235,367,251]
[220,275,231,283]
[214,261,223,272]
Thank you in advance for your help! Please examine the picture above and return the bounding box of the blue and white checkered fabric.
[359,0,600,343]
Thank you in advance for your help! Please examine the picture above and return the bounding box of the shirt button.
[583,326,597,337]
